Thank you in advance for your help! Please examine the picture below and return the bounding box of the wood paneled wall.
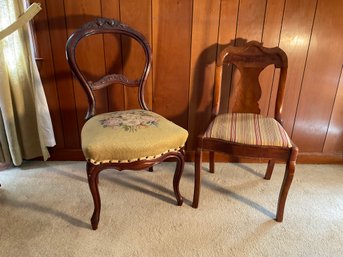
[32,0,343,162]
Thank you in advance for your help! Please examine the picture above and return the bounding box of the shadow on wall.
[35,14,252,151]
[186,38,248,150]
[35,14,133,85]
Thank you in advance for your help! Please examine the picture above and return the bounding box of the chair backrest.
[66,18,152,120]
[212,41,288,125]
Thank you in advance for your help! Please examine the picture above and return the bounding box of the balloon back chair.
[66,18,188,230]
[192,41,298,222]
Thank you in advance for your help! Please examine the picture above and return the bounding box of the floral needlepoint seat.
[66,18,188,230]
[82,110,188,164]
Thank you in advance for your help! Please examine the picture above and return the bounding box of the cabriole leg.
[87,162,103,230]
[173,152,185,206]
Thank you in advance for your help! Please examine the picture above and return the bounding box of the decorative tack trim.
[88,146,184,165]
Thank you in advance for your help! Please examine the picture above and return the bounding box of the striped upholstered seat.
[193,42,298,223]
[204,113,292,148]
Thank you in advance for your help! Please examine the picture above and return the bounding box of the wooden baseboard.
[185,151,343,164]
[297,152,343,164]
[49,148,84,161]
[48,149,343,164]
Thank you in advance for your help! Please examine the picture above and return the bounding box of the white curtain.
[0,1,55,166]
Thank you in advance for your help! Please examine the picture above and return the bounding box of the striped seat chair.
[192,41,298,222]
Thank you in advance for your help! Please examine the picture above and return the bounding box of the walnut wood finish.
[66,18,185,230]
[193,42,298,222]
[33,0,343,162]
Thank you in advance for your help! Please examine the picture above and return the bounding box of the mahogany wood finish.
[66,18,185,230]
[192,42,299,222]
[86,150,184,230]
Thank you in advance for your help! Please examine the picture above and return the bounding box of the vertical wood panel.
[261,0,285,47]
[101,0,125,112]
[228,0,267,112]
[187,0,221,149]
[216,0,239,49]
[32,0,64,148]
[235,0,267,43]
[64,0,108,136]
[259,0,285,116]
[217,0,239,114]
[277,0,317,134]
[45,0,80,148]
[32,0,343,160]
[120,0,153,110]
[152,0,192,128]
[323,66,343,153]
[292,0,343,151]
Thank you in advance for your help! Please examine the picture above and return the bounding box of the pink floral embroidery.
[99,110,160,132]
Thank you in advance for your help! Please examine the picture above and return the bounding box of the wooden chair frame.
[192,41,298,222]
[66,18,185,230]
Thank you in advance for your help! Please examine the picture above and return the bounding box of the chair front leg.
[172,151,185,206]
[192,149,202,208]
[86,162,104,230]
[276,147,298,222]
[264,160,275,180]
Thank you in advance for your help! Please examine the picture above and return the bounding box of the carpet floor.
[0,161,342,257]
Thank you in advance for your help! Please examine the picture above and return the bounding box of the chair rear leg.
[264,160,275,180]
[172,151,185,206]
[87,162,103,230]
[192,149,202,208]
[209,151,215,173]
[276,147,298,222]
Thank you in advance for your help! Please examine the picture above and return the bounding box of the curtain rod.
[0,3,42,41]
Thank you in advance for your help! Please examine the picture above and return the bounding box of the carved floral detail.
[99,110,160,132]
[81,17,129,30]
[90,74,139,90]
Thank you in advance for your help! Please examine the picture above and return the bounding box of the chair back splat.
[213,41,288,125]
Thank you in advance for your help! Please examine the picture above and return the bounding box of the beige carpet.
[0,161,342,257]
